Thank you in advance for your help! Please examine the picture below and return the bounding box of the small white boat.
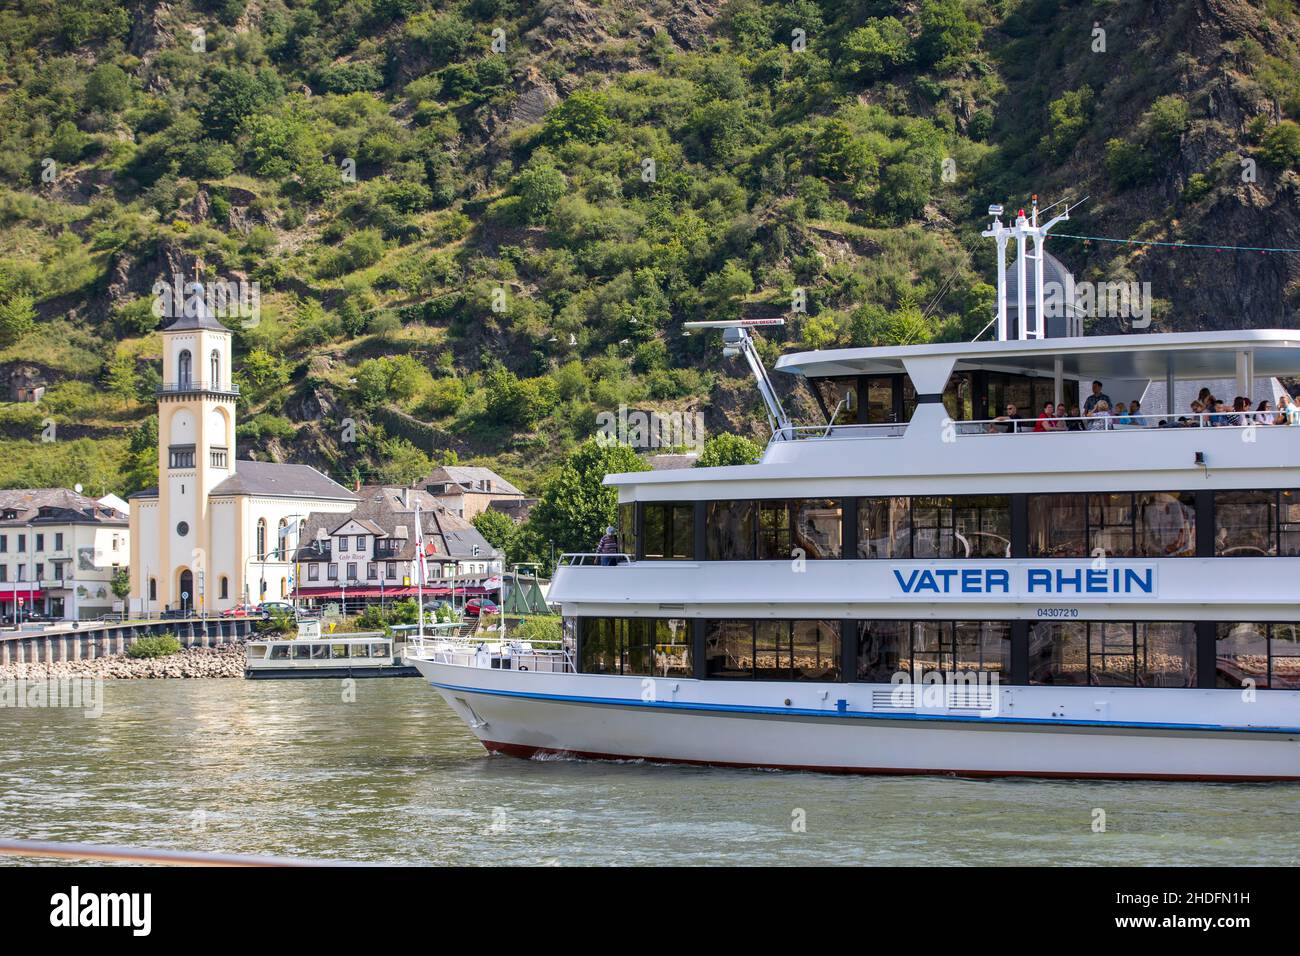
[245,623,415,679]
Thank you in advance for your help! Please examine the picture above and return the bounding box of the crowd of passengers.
[990,380,1300,432]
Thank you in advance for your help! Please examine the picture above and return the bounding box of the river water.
[2,678,1297,866]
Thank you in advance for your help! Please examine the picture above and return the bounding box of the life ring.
[518,665,529,671]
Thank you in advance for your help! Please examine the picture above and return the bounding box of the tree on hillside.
[0,293,36,346]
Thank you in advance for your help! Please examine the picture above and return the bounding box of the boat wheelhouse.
[408,324,1300,780]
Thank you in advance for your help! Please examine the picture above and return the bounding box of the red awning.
[293,585,483,599]
[1,588,45,601]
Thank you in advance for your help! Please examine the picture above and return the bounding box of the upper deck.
[607,329,1300,500]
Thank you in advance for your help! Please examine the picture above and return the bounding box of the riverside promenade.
[0,616,256,668]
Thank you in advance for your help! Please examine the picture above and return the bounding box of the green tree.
[85,63,130,112]
[0,294,36,346]
[375,435,432,484]
[524,440,649,567]
[512,164,568,223]
[104,354,136,405]
[696,433,763,468]
[356,355,425,407]
[1260,121,1300,170]
[202,68,283,140]
[1042,87,1094,161]
[473,508,517,556]
[236,349,291,402]
[841,18,912,80]
[110,566,131,600]
[916,0,982,67]
[543,89,614,144]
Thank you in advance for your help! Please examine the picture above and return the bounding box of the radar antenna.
[683,318,791,435]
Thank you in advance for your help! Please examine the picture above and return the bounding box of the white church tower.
[148,284,236,612]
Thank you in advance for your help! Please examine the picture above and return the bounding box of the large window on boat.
[1027,492,1196,558]
[641,502,694,559]
[857,496,1010,559]
[579,617,691,677]
[707,500,842,559]
[1216,623,1300,689]
[1214,490,1300,557]
[855,620,1010,682]
[810,377,860,425]
[705,619,841,681]
[1028,621,1196,687]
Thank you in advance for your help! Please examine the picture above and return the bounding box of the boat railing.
[557,552,634,567]
[954,411,1296,435]
[405,634,576,673]
[769,422,908,443]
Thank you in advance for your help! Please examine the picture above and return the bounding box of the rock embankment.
[0,643,246,680]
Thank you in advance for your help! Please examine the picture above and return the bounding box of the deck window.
[641,502,694,560]
[579,618,691,677]
[706,501,754,560]
[705,619,841,681]
[1215,490,1300,557]
[855,620,1010,682]
[857,496,1010,559]
[1028,492,1195,558]
[1216,623,1300,689]
[706,500,843,560]
[1029,621,1196,687]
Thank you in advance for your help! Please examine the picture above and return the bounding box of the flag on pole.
[413,502,428,587]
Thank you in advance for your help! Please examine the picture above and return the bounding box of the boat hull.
[411,659,1300,782]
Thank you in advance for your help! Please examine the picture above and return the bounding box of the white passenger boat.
[245,621,416,678]
[408,213,1300,781]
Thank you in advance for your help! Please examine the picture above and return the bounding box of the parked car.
[256,601,298,619]
[464,598,499,618]
[220,603,261,618]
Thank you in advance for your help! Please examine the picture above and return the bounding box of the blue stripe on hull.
[426,679,1300,736]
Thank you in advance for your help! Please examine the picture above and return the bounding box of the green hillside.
[1,0,1299,499]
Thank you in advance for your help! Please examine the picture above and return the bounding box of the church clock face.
[176,521,189,537]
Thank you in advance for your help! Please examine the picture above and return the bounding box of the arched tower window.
[257,518,267,560]
[210,349,220,388]
[148,578,157,601]
[178,349,192,387]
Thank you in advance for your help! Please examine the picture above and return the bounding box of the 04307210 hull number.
[1036,607,1080,618]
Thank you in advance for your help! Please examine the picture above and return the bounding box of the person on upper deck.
[1085,399,1112,430]
[597,525,619,566]
[1033,401,1063,432]
[1083,380,1110,415]
[1282,394,1300,426]
[1129,399,1146,426]
[1189,400,1207,426]
[1066,405,1084,431]
[1114,402,1131,426]
[991,403,1022,433]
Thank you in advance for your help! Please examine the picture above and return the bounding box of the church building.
[128,290,356,614]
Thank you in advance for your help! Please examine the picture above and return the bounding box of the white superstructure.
[410,326,1300,780]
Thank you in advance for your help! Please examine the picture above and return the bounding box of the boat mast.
[683,318,792,435]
